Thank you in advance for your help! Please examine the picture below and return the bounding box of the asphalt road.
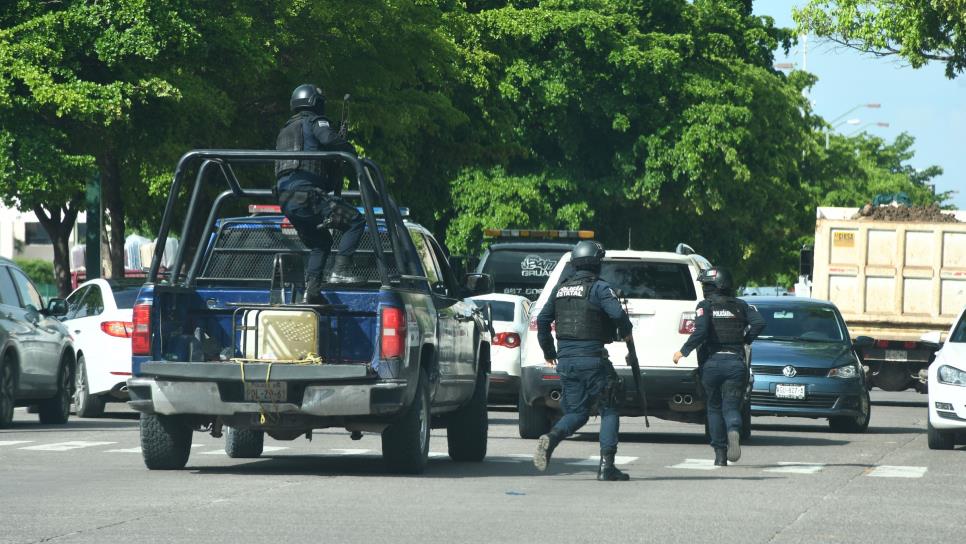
[1,391,960,544]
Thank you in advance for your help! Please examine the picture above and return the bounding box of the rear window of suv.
[559,260,697,300]
[481,249,570,299]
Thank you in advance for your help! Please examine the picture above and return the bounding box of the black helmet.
[290,84,325,114]
[698,267,734,293]
[571,240,605,271]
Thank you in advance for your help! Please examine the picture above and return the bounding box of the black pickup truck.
[127,150,492,474]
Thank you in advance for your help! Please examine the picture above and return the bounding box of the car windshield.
[474,300,515,322]
[111,288,140,310]
[560,260,696,301]
[951,313,966,342]
[754,304,846,342]
[481,249,569,300]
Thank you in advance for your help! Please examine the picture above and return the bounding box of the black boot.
[533,429,564,472]
[714,448,728,466]
[301,278,325,305]
[328,255,362,284]
[597,451,630,481]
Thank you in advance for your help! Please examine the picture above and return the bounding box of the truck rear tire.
[447,371,488,462]
[518,391,551,439]
[140,414,193,470]
[225,427,265,458]
[927,420,955,450]
[382,371,430,474]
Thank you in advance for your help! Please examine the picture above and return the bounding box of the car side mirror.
[853,335,874,349]
[920,331,942,346]
[464,273,493,297]
[46,298,69,317]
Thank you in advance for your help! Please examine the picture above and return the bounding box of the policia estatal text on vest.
[673,267,765,466]
[533,241,634,481]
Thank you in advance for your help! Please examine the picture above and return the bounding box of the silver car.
[0,258,74,428]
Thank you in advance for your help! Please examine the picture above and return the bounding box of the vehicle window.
[111,288,140,310]
[481,249,570,300]
[755,305,846,342]
[10,268,43,310]
[0,268,21,308]
[409,230,441,287]
[588,260,697,301]
[80,286,105,317]
[482,301,515,322]
[425,235,461,298]
[950,313,966,342]
[65,286,90,320]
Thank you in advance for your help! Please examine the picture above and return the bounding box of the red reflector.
[903,341,917,350]
[109,371,132,376]
[131,303,152,356]
[101,321,133,338]
[249,204,282,214]
[381,307,406,359]
[493,332,521,348]
[541,374,560,381]
[875,340,889,348]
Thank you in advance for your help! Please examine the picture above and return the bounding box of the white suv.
[518,246,711,438]
[926,306,966,450]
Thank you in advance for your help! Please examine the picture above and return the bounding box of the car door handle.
[74,330,82,334]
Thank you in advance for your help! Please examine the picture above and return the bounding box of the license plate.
[775,384,806,400]
[885,349,908,362]
[244,381,287,402]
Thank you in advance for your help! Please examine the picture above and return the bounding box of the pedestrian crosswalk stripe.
[429,451,448,459]
[566,455,637,467]
[669,458,719,471]
[20,441,116,451]
[200,445,289,455]
[328,448,372,455]
[765,462,826,475]
[0,440,33,447]
[105,447,142,453]
[867,465,927,478]
[491,454,536,463]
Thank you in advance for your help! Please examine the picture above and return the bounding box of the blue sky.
[753,0,965,208]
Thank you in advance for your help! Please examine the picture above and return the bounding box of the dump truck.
[803,206,966,392]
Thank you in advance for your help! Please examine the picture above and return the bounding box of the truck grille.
[753,365,828,377]
[750,392,838,409]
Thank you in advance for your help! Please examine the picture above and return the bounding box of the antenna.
[627,228,632,250]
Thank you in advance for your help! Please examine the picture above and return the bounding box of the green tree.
[795,0,966,78]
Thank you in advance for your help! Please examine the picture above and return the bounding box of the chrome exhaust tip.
[673,394,684,404]
[683,395,694,405]
[549,390,562,401]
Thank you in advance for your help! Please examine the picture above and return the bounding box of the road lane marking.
[764,462,826,475]
[867,465,927,478]
[200,446,288,455]
[669,459,719,471]
[20,441,116,451]
[566,455,638,467]
[429,451,448,459]
[107,444,204,453]
[328,448,372,455]
[491,454,536,463]
[0,440,33,447]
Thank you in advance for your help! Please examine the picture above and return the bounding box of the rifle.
[338,93,351,140]
[618,291,650,428]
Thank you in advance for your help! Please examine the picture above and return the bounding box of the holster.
[599,358,624,410]
[318,195,361,231]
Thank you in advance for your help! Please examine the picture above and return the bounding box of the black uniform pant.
[701,353,745,449]
[279,188,365,283]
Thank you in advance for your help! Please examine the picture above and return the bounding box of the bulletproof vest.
[554,275,613,343]
[707,294,748,352]
[275,112,323,179]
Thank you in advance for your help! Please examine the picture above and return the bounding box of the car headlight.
[828,364,859,379]
[938,365,966,386]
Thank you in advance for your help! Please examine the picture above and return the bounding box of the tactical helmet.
[698,267,734,293]
[571,240,605,271]
[290,84,325,114]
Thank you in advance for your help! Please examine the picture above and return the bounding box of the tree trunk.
[98,151,126,278]
[33,202,80,298]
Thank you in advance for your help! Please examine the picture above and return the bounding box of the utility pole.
[85,174,101,280]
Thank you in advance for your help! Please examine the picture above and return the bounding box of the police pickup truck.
[127,150,492,474]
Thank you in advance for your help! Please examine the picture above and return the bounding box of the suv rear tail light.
[101,321,133,338]
[381,306,407,359]
[131,303,152,355]
[679,312,696,334]
[493,332,521,348]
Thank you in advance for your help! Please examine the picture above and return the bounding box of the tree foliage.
[795,0,966,78]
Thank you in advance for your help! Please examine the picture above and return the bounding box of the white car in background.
[471,293,532,404]
[926,307,966,449]
[63,279,141,417]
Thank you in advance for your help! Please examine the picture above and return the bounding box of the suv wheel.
[518,390,551,439]
[38,362,72,424]
[225,427,265,458]
[0,355,15,428]
[829,390,871,433]
[382,370,430,474]
[927,419,955,450]
[74,356,105,418]
[140,414,193,470]
[447,371,488,462]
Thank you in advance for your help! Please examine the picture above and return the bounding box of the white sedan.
[927,307,966,449]
[63,279,141,417]
[471,293,531,404]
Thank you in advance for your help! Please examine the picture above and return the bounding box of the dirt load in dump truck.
[127,150,493,474]
[806,206,966,392]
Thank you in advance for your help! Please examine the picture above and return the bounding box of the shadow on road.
[872,399,928,408]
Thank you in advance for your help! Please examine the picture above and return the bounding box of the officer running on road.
[673,267,765,466]
[533,241,633,481]
[275,84,366,303]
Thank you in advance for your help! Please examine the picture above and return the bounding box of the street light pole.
[847,121,890,137]
[825,118,862,149]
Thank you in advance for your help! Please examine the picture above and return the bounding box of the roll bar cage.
[149,150,417,288]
